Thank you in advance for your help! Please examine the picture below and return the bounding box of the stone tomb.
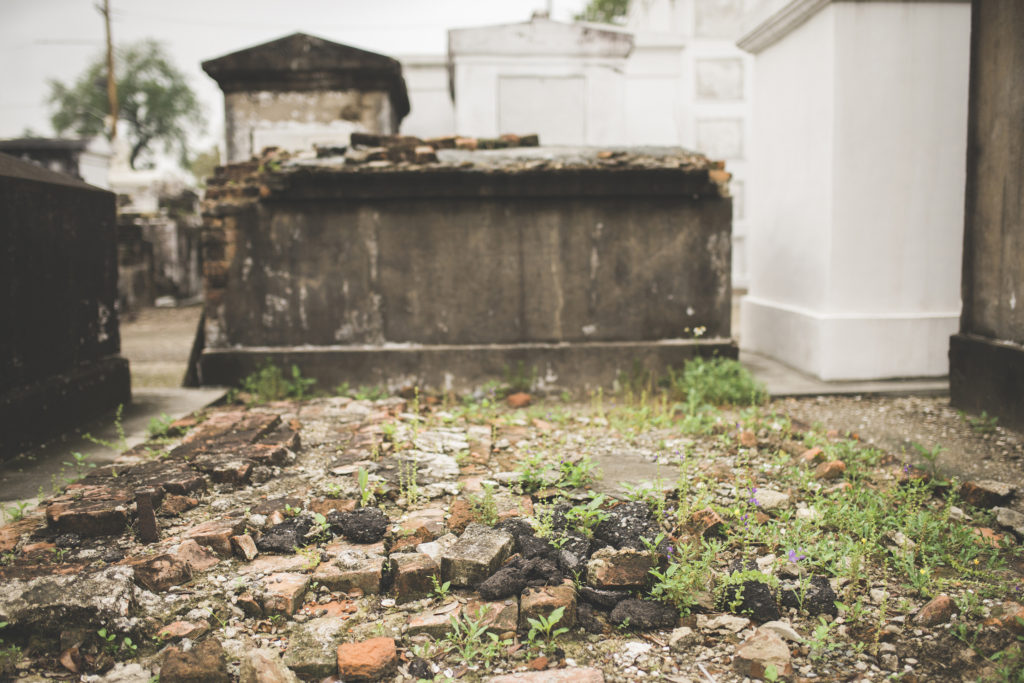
[197,145,736,391]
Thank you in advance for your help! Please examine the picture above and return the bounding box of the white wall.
[400,56,456,139]
[740,0,970,380]
[448,19,633,145]
[626,0,760,288]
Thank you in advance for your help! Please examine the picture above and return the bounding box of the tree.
[48,39,204,169]
[575,0,631,24]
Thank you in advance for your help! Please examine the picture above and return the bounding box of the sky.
[0,0,591,153]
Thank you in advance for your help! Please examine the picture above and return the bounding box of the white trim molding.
[738,0,969,54]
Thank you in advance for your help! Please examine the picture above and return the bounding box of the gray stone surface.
[0,566,135,633]
[239,647,300,683]
[441,523,513,587]
[281,617,348,679]
[995,507,1024,539]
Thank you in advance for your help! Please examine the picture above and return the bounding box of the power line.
[109,7,448,30]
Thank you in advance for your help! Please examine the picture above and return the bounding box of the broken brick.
[337,637,397,682]
[260,573,309,617]
[183,518,246,557]
[391,552,439,603]
[130,553,193,592]
[45,485,131,537]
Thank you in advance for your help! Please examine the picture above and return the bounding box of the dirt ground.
[777,395,1024,512]
[119,304,201,388]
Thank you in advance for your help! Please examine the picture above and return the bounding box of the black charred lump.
[477,566,527,600]
[327,507,389,544]
[258,515,314,553]
[408,658,433,679]
[594,502,664,551]
[718,576,780,623]
[609,598,678,630]
[780,575,838,617]
[579,586,630,610]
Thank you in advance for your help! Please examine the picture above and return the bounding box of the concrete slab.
[0,387,225,506]
[741,350,948,398]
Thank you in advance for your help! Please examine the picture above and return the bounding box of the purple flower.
[788,548,806,563]
[748,487,759,507]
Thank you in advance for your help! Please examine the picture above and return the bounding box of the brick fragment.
[336,637,397,681]
[914,594,956,626]
[260,573,309,617]
[814,460,846,480]
[519,584,576,631]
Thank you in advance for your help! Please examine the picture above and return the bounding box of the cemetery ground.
[1,361,1023,683]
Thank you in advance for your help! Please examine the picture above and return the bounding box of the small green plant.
[2,501,29,523]
[63,451,95,481]
[445,607,506,665]
[146,412,175,438]
[564,494,607,538]
[910,441,944,479]
[503,361,537,394]
[670,356,767,408]
[297,545,321,570]
[526,605,569,655]
[649,540,720,615]
[324,482,343,499]
[283,503,302,517]
[311,512,330,541]
[237,361,316,403]
[468,483,499,526]
[960,409,999,434]
[557,455,599,489]
[84,403,128,452]
[0,622,19,678]
[96,628,119,656]
[351,385,389,401]
[431,575,451,601]
[807,615,837,661]
[398,460,421,507]
[357,468,375,508]
[516,452,549,492]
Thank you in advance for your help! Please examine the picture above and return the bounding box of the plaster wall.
[830,2,968,316]
[741,0,969,380]
[399,56,456,139]
[224,90,396,162]
[451,56,628,145]
[741,5,835,373]
[625,0,758,287]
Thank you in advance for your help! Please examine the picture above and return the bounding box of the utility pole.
[98,0,117,140]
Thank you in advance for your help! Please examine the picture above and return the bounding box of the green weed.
[235,361,316,403]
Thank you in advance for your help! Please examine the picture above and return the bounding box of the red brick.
[45,485,131,537]
[260,573,309,617]
[391,553,439,603]
[157,620,210,641]
[175,539,221,571]
[506,392,531,408]
[447,499,475,535]
[337,637,397,681]
[519,584,576,631]
[131,554,193,592]
[183,518,245,557]
[914,594,955,626]
[687,507,725,539]
[814,460,846,480]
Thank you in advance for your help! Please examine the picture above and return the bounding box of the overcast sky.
[0,0,590,150]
